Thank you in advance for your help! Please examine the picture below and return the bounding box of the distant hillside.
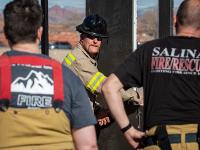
[0,5,168,48]
[0,6,85,48]
[49,5,85,31]
[48,6,85,47]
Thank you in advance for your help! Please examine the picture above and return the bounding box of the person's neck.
[89,53,97,59]
[177,28,200,38]
[11,43,40,54]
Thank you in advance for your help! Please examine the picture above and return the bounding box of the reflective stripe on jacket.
[63,43,138,101]
[63,43,105,94]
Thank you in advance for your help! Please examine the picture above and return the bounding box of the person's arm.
[62,66,97,149]
[65,51,139,104]
[72,125,98,150]
[102,73,144,149]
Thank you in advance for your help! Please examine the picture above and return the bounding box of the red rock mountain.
[0,6,85,48]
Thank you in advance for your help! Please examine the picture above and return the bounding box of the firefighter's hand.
[94,105,112,126]
[121,88,143,105]
[126,88,144,106]
[123,126,145,149]
[129,95,143,106]
[98,117,110,126]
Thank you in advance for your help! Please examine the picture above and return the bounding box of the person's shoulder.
[61,63,82,81]
[28,53,74,79]
[137,37,170,51]
[142,38,163,46]
[70,48,92,66]
[62,62,75,74]
[71,47,86,60]
[61,63,86,91]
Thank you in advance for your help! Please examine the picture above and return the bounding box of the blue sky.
[0,0,183,11]
[138,0,183,9]
[48,0,85,8]
[0,0,85,10]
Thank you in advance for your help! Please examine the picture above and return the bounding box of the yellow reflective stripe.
[64,57,72,65]
[64,53,76,66]
[68,53,76,61]
[87,72,106,93]
[87,72,101,89]
[91,75,106,93]
[90,73,103,92]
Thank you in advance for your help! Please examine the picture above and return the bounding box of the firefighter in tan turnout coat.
[63,14,142,129]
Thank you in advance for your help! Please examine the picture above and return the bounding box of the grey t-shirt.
[5,50,96,129]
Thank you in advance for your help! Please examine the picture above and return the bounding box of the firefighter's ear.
[80,34,84,41]
[37,26,43,42]
[173,15,177,27]
[80,33,87,41]
[174,15,179,33]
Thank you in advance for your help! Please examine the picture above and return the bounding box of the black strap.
[121,123,132,133]
[53,100,63,113]
[155,125,172,150]
[0,100,9,111]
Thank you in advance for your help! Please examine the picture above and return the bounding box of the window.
[48,0,85,49]
[0,0,85,62]
[48,0,85,62]
[137,0,158,45]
